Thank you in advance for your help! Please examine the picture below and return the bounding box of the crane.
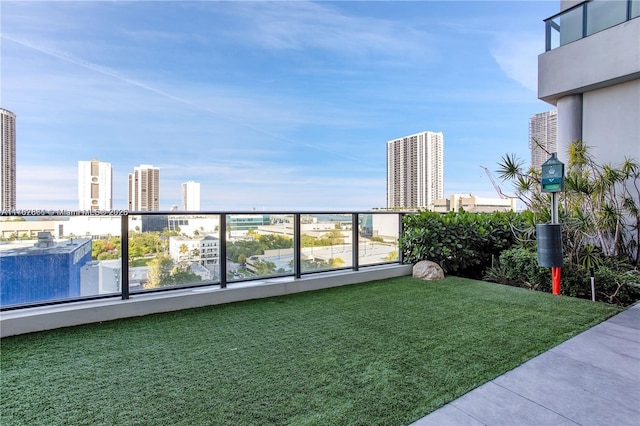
[480,166,507,199]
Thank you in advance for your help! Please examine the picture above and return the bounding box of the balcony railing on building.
[0,211,403,310]
[545,0,640,51]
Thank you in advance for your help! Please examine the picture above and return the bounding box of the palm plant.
[496,141,639,266]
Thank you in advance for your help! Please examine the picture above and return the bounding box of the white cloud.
[221,1,436,61]
[490,34,542,92]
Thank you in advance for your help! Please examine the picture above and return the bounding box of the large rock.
[412,260,445,280]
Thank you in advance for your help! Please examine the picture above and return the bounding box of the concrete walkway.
[412,303,640,426]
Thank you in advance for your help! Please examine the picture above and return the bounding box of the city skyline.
[1,1,559,210]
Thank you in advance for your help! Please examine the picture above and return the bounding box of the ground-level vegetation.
[401,141,640,306]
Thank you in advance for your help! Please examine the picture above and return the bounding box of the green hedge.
[400,210,523,279]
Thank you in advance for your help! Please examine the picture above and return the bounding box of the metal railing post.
[294,213,301,278]
[121,214,130,300]
[352,213,359,271]
[398,213,405,264]
[219,214,227,288]
[582,3,588,38]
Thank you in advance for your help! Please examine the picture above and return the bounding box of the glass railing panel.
[546,1,638,51]
[128,214,221,292]
[300,213,353,273]
[559,5,584,47]
[226,213,294,281]
[358,214,400,266]
[0,214,121,307]
[586,0,628,36]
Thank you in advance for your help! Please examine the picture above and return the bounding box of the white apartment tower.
[529,110,557,171]
[1,108,17,211]
[387,131,444,209]
[182,181,201,211]
[78,159,113,211]
[128,164,160,211]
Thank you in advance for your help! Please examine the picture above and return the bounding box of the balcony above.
[539,1,640,104]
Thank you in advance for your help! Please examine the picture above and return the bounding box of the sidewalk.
[412,303,640,426]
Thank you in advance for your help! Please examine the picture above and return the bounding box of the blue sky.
[1,0,558,211]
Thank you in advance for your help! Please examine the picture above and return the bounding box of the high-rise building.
[387,131,444,209]
[128,164,160,211]
[1,108,17,211]
[78,159,112,211]
[181,181,200,211]
[529,110,557,171]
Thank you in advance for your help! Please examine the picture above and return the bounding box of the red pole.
[552,267,561,295]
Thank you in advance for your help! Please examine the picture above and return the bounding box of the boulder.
[412,260,445,280]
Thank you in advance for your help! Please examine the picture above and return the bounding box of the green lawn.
[129,257,151,267]
[1,276,621,425]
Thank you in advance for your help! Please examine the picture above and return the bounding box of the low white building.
[169,234,220,267]
[432,194,517,213]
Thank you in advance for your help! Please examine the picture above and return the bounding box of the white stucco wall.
[582,79,640,165]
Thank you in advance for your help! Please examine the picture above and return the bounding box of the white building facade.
[432,194,517,213]
[538,0,639,166]
[169,235,219,268]
[386,131,444,209]
[529,110,558,171]
[128,164,160,211]
[181,181,201,211]
[1,108,16,211]
[78,159,112,211]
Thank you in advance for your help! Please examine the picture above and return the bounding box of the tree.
[92,240,108,259]
[301,234,317,248]
[329,257,345,268]
[170,265,202,285]
[384,251,399,261]
[325,229,345,246]
[147,254,174,288]
[227,239,262,262]
[257,234,293,250]
[251,259,276,275]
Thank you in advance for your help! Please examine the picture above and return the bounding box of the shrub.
[401,210,522,279]
[485,247,640,306]
[484,247,550,291]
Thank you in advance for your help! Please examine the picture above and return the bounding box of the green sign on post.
[541,153,565,193]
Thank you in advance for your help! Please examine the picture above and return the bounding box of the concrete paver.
[411,303,640,426]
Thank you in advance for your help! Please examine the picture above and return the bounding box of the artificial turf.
[0,276,621,425]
